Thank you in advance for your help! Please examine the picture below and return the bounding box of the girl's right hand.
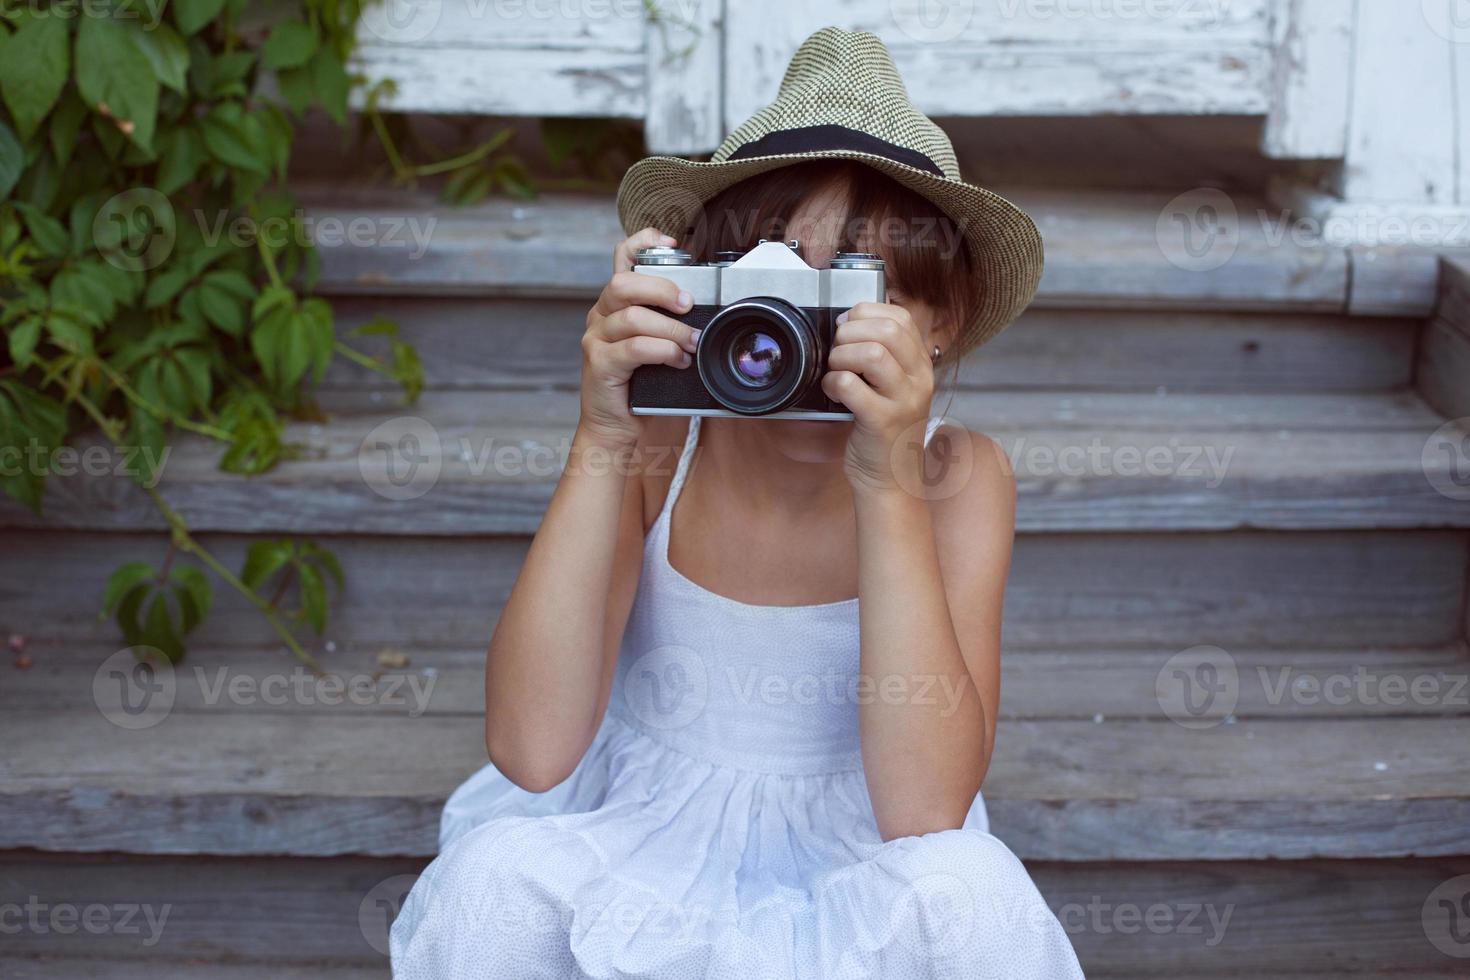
[578,228,701,449]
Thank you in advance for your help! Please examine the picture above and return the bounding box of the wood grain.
[317,296,1417,393]
[3,708,1469,860]
[1,528,1462,651]
[3,852,1468,975]
[9,642,1466,722]
[3,390,1461,535]
[297,186,1371,313]
[1261,0,1353,159]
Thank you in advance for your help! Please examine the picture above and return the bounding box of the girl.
[392,28,1084,979]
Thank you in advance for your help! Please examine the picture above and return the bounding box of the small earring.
[931,345,942,363]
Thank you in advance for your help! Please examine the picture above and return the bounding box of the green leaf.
[297,562,326,633]
[144,265,192,308]
[141,592,185,663]
[0,13,69,142]
[7,314,42,367]
[199,102,267,173]
[197,268,252,335]
[240,538,294,592]
[132,23,191,94]
[276,65,312,116]
[262,20,317,71]
[171,563,212,634]
[75,16,159,152]
[52,261,120,322]
[0,120,22,199]
[13,202,68,257]
[155,125,203,194]
[308,46,349,124]
[49,92,88,169]
[173,0,228,36]
[102,561,157,615]
[0,380,65,512]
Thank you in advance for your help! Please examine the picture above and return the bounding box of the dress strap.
[656,416,701,527]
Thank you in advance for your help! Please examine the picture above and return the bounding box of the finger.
[827,341,907,395]
[821,369,883,418]
[597,335,692,376]
[599,305,700,354]
[596,270,694,318]
[614,228,678,274]
[834,316,927,374]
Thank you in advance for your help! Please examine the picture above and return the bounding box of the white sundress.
[390,417,1085,979]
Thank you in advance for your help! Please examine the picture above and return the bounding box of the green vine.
[0,0,429,666]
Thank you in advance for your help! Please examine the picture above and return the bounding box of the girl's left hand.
[821,301,935,494]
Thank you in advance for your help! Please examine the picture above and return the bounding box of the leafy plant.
[0,0,425,667]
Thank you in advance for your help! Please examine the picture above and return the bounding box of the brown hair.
[684,161,978,350]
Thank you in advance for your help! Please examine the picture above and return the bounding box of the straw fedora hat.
[616,26,1044,355]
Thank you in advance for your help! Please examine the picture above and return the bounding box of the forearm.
[485,425,636,787]
[853,487,990,840]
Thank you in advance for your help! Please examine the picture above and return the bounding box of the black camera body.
[629,241,886,420]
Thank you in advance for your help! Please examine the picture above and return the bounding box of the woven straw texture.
[616,27,1045,354]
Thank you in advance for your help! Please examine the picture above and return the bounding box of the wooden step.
[7,643,1468,723]
[4,390,1463,535]
[3,528,1464,651]
[3,851,1468,977]
[300,186,1443,316]
[318,296,1419,393]
[4,695,1468,861]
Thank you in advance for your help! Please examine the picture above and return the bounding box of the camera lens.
[729,330,783,388]
[697,300,820,415]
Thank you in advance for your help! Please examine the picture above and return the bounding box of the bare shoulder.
[927,425,1016,543]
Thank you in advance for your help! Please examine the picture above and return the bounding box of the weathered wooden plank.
[1347,244,1448,316]
[722,0,1273,124]
[3,710,1469,860]
[300,187,1359,313]
[1,529,1462,651]
[0,962,385,980]
[3,852,1468,976]
[4,389,1462,535]
[1342,3,1457,204]
[1420,258,1470,420]
[1261,0,1353,159]
[9,642,1466,722]
[1418,318,1470,421]
[320,297,1417,392]
[642,0,723,154]
[351,2,647,118]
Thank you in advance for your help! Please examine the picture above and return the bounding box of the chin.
[763,418,853,463]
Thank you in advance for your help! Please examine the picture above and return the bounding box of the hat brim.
[616,150,1044,355]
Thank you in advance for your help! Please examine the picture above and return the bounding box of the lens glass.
[730,330,783,388]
